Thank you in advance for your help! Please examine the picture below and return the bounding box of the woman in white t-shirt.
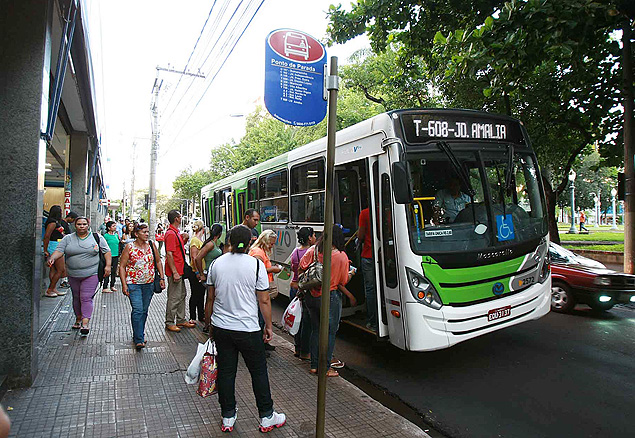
[206,225,286,433]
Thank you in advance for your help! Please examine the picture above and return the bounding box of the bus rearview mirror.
[392,162,414,204]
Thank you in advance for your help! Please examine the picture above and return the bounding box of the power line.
[161,0,251,127]
[160,0,266,158]
[161,0,260,133]
[162,0,218,111]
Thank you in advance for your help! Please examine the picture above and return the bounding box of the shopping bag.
[185,339,212,384]
[197,342,218,397]
[281,297,302,336]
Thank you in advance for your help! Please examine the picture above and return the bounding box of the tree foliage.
[340,48,436,109]
[207,86,384,182]
[172,167,214,201]
[326,0,633,242]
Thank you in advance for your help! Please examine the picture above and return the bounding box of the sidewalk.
[3,282,430,438]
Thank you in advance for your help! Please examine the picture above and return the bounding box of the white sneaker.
[55,289,67,296]
[259,411,286,433]
[102,288,111,293]
[221,411,237,433]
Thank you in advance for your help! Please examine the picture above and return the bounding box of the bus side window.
[291,159,325,223]
[259,169,289,223]
[247,178,257,211]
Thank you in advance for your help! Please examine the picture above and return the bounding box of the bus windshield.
[406,144,547,254]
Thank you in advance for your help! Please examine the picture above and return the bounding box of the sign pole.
[316,56,339,438]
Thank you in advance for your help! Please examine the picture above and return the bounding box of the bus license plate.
[488,306,511,322]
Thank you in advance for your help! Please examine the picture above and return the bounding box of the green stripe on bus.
[423,256,525,304]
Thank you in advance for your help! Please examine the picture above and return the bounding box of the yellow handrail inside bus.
[410,197,435,237]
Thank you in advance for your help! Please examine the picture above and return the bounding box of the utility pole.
[149,78,162,236]
[148,65,205,235]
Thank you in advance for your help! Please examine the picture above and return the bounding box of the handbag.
[197,341,218,397]
[93,233,106,282]
[298,246,323,292]
[149,240,163,294]
[186,339,212,384]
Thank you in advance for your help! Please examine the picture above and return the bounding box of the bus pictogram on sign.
[267,29,325,63]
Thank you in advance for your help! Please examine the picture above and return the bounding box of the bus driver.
[433,177,471,224]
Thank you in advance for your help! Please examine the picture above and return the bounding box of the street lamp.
[611,188,618,230]
[568,169,578,234]
[594,195,600,229]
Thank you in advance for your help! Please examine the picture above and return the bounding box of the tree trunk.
[542,176,560,244]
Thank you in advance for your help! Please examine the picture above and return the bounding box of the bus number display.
[414,119,507,140]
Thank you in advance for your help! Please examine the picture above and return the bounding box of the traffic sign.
[264,28,327,126]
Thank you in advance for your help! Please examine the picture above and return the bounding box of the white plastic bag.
[281,297,302,335]
[185,339,213,384]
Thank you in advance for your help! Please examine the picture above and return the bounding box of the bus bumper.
[405,277,551,352]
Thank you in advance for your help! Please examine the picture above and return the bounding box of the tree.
[564,152,620,219]
[172,167,213,201]
[327,0,633,244]
[207,85,385,182]
[340,48,436,109]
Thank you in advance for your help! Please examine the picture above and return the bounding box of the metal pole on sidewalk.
[316,56,339,438]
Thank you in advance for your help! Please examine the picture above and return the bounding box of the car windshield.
[406,145,547,254]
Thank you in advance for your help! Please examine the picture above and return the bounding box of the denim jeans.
[361,257,378,329]
[213,326,274,419]
[289,288,311,356]
[128,283,154,344]
[305,291,342,370]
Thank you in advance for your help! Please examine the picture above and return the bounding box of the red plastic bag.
[197,343,218,397]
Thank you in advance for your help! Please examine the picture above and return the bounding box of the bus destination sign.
[399,113,525,145]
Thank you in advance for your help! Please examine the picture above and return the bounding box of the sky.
[89,0,368,199]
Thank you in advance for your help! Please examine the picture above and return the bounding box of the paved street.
[2,286,428,438]
[272,299,635,438]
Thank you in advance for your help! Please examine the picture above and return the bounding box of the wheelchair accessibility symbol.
[496,214,515,242]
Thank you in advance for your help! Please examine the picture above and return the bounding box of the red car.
[549,243,635,312]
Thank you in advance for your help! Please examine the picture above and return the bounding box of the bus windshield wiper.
[505,144,515,192]
[436,141,475,197]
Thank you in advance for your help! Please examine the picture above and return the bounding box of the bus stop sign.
[264,29,327,126]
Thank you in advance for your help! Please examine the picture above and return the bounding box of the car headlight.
[406,267,443,309]
[593,277,611,286]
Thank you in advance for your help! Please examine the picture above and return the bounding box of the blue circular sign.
[264,29,327,127]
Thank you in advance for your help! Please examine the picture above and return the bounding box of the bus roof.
[201,111,395,193]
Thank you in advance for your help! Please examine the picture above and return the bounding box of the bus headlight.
[406,267,443,310]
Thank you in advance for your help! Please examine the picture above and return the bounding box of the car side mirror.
[392,161,414,204]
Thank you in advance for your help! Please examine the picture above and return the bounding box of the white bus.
[201,109,551,351]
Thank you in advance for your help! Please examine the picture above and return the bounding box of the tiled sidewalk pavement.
[3,281,429,438]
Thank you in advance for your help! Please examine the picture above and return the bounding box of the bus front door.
[371,155,405,346]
